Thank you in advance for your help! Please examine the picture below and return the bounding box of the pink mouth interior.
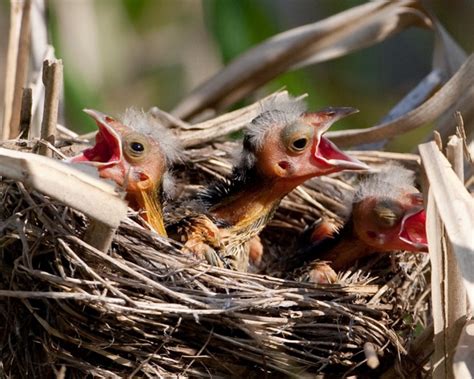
[314,136,366,170]
[318,137,348,161]
[400,210,428,249]
[72,125,121,165]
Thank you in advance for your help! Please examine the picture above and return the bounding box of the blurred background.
[0,0,473,150]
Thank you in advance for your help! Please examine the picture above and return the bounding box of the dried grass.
[3,1,473,376]
[0,142,431,378]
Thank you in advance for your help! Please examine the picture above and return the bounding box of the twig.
[38,59,63,157]
[18,87,32,139]
[56,123,79,138]
[381,324,434,378]
[0,290,126,304]
[29,44,54,137]
[149,106,191,130]
[454,111,473,164]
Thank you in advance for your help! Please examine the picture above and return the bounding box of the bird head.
[68,108,181,235]
[352,163,428,252]
[242,96,368,190]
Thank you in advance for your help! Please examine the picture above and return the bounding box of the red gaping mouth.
[399,208,428,252]
[67,109,122,166]
[306,107,369,172]
[314,136,369,171]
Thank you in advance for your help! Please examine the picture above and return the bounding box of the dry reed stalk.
[170,1,471,149]
[1,0,24,139]
[172,1,434,119]
[453,320,474,377]
[38,59,63,157]
[29,45,54,135]
[420,140,474,378]
[18,86,32,138]
[0,147,128,254]
[327,54,474,148]
[445,135,468,330]
[8,0,31,139]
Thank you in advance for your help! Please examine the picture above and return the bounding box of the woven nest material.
[0,140,430,378]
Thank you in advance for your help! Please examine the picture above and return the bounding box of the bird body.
[170,96,368,271]
[299,163,428,283]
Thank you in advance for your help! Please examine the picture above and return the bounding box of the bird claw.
[203,248,226,268]
[181,238,228,268]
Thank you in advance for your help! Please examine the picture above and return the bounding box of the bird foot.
[181,239,225,268]
[248,236,264,267]
[307,262,338,284]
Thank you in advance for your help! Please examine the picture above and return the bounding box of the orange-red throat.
[67,109,168,236]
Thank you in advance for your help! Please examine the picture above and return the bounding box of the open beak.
[307,107,369,171]
[399,207,428,252]
[66,109,123,166]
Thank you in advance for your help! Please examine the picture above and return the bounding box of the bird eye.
[130,141,145,153]
[373,199,403,228]
[281,122,313,153]
[124,133,149,161]
[291,137,308,151]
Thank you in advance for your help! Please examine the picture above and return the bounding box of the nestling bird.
[68,108,181,236]
[298,163,428,283]
[169,96,369,271]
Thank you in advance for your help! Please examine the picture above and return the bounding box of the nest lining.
[0,147,430,378]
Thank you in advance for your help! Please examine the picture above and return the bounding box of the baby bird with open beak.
[299,163,428,283]
[170,95,369,271]
[68,108,181,236]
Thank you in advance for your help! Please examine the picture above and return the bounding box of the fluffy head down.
[120,108,182,165]
[244,95,307,151]
[354,162,416,202]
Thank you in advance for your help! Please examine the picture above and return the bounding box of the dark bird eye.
[130,142,144,153]
[292,138,308,151]
[373,199,403,228]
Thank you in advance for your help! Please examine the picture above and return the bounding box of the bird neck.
[129,184,167,237]
[317,223,376,270]
[202,166,290,232]
[210,183,282,227]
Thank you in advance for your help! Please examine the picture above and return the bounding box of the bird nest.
[0,141,430,378]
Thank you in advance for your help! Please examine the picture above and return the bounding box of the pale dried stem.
[38,59,63,157]
[2,0,24,140]
[8,0,31,139]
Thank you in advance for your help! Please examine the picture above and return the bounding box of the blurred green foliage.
[122,0,148,24]
[47,0,472,150]
[204,0,326,118]
[204,0,276,63]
